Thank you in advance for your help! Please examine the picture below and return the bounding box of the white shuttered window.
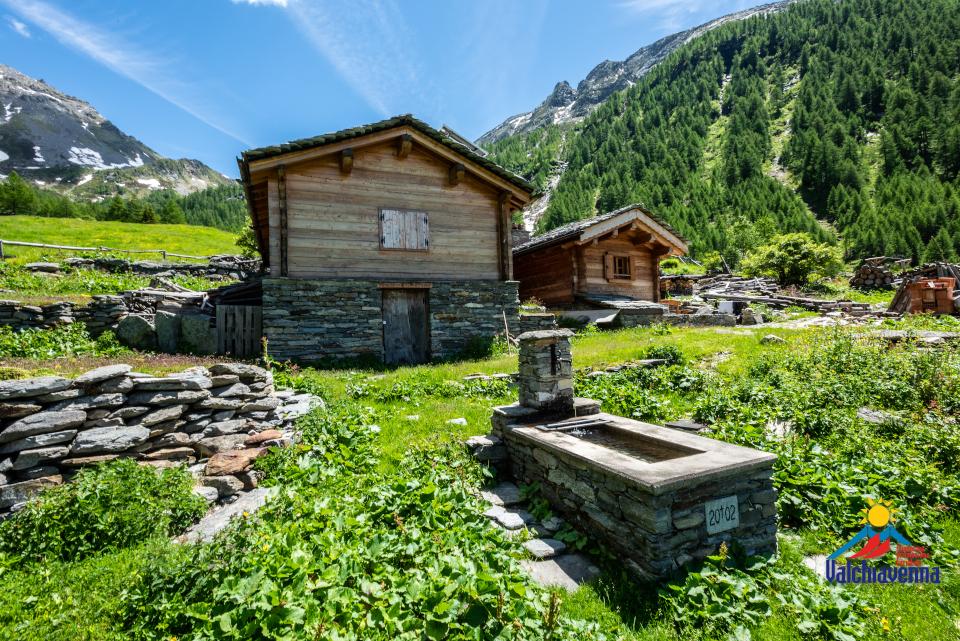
[380,208,429,251]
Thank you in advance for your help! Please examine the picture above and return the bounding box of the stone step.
[178,487,276,543]
[521,553,600,591]
[480,481,522,507]
[523,537,567,560]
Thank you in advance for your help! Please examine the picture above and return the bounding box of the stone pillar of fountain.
[517,329,574,415]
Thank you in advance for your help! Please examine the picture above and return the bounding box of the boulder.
[0,402,41,419]
[179,314,217,355]
[71,426,151,455]
[0,410,87,444]
[0,476,62,509]
[74,364,133,386]
[13,446,70,470]
[116,315,157,351]
[760,334,786,345]
[0,429,78,455]
[740,307,763,326]
[155,311,181,354]
[205,448,266,476]
[0,377,71,401]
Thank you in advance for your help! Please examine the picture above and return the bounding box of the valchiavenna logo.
[826,499,941,584]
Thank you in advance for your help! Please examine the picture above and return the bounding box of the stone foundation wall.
[62,255,259,281]
[495,426,777,579]
[0,296,127,336]
[262,278,519,363]
[0,363,313,512]
[518,313,557,334]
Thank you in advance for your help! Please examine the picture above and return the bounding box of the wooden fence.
[216,305,263,358]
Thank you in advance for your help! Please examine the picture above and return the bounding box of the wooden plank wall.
[270,141,501,280]
[217,305,263,358]
[580,238,656,300]
[515,244,575,305]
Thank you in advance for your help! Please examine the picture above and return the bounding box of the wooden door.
[382,289,429,365]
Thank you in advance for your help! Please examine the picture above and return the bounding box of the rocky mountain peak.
[545,81,576,108]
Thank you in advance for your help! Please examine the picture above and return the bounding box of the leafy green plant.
[0,324,131,359]
[740,233,844,286]
[0,459,206,563]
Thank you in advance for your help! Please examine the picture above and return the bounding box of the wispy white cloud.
[7,16,30,38]
[619,0,751,32]
[232,0,288,7]
[2,0,250,144]
[254,0,424,117]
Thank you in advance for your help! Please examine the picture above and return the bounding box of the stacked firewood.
[849,263,896,289]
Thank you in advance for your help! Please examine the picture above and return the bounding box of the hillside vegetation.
[0,215,240,262]
[0,174,248,232]
[487,0,960,267]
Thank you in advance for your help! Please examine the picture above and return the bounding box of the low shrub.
[0,459,206,563]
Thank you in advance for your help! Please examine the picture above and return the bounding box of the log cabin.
[237,115,535,365]
[513,204,687,307]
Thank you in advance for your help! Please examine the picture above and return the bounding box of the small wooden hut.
[513,204,687,307]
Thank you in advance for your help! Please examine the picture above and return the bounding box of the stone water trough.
[488,330,778,580]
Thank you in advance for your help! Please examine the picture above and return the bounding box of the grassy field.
[0,215,240,264]
[3,323,959,640]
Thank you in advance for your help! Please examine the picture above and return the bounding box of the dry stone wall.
[0,296,127,335]
[0,363,316,512]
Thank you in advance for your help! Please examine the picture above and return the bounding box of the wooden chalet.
[513,204,687,307]
[237,115,535,365]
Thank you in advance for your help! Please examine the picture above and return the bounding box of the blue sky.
[0,0,757,176]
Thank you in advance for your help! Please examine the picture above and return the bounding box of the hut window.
[380,208,429,251]
[612,255,632,279]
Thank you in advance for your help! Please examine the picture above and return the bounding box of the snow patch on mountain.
[136,177,161,189]
[0,150,8,162]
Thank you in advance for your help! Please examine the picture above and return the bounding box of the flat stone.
[60,454,120,467]
[203,419,249,436]
[446,417,468,426]
[151,432,192,449]
[210,383,251,398]
[480,482,522,507]
[0,410,87,444]
[128,390,210,406]
[244,429,283,446]
[74,364,132,386]
[25,261,60,273]
[0,475,62,509]
[494,509,535,530]
[49,393,125,411]
[180,487,275,543]
[520,553,600,591]
[17,465,60,480]
[210,374,240,386]
[144,447,196,461]
[673,511,706,530]
[664,419,709,433]
[109,406,151,420]
[94,376,135,394]
[71,426,151,455]
[0,429,77,455]
[0,377,71,401]
[200,475,244,498]
[204,448,266,476]
[240,396,280,412]
[208,363,270,382]
[523,538,567,560]
[135,375,213,391]
[0,403,42,419]
[537,516,564,535]
[135,404,186,427]
[194,434,248,456]
[13,445,70,470]
[857,407,899,425]
[760,334,786,345]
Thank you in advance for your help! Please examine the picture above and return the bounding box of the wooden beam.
[498,192,512,280]
[449,163,465,186]
[339,148,354,174]
[277,165,288,277]
[611,229,619,239]
[397,134,413,159]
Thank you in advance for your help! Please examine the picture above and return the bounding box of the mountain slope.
[487,0,960,265]
[477,1,793,145]
[0,64,230,197]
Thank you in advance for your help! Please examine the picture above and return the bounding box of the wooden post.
[277,164,289,277]
[397,134,412,159]
[498,192,513,281]
[161,250,167,262]
[0,240,4,260]
[449,163,465,186]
